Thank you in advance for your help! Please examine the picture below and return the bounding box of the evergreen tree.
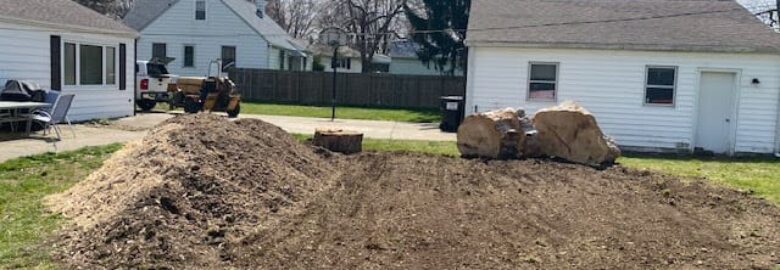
[404,0,470,75]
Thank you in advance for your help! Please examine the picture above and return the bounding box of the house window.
[528,62,558,101]
[221,46,236,71]
[645,66,677,105]
[195,0,206,20]
[184,45,195,67]
[334,58,351,69]
[152,43,166,58]
[80,44,103,85]
[106,46,116,85]
[279,51,285,70]
[64,43,76,85]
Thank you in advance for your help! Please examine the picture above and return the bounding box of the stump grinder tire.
[136,99,157,112]
[227,104,240,118]
[184,98,201,114]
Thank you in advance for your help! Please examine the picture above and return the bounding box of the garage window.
[63,42,118,86]
[106,46,116,85]
[80,44,103,85]
[528,62,558,101]
[645,66,677,105]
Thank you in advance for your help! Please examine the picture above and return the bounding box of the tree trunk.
[457,108,526,159]
[313,128,364,154]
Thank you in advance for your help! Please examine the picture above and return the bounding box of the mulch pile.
[47,114,780,269]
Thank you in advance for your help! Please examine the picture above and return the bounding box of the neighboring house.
[388,40,464,76]
[123,0,309,77]
[0,0,138,121]
[466,0,780,155]
[308,44,391,73]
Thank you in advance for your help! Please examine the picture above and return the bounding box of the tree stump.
[457,108,526,159]
[313,128,364,154]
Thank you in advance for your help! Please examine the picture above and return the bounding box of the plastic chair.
[32,94,75,141]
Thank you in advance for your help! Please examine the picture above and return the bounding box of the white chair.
[32,94,75,141]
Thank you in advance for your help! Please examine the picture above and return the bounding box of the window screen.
[80,44,103,85]
[196,1,206,20]
[184,46,195,67]
[645,67,676,105]
[64,43,76,85]
[528,63,558,101]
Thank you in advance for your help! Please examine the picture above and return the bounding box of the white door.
[696,72,736,154]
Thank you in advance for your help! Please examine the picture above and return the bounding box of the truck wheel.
[227,104,240,118]
[136,99,157,112]
[184,98,201,114]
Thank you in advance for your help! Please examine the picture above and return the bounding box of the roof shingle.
[0,0,136,35]
[467,0,780,53]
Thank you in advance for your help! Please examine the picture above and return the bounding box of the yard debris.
[456,108,527,159]
[45,114,780,269]
[532,101,621,165]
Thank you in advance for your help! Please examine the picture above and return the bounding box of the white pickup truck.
[135,58,178,111]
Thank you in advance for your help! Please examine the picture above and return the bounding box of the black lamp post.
[320,28,348,121]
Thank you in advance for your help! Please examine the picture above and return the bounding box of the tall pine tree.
[404,0,470,76]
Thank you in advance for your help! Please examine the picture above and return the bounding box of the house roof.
[121,0,178,31]
[388,40,421,59]
[124,0,300,52]
[467,0,780,54]
[0,0,137,36]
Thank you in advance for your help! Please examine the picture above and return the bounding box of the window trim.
[643,65,678,107]
[526,61,559,102]
[195,0,207,21]
[61,39,119,88]
[183,45,195,68]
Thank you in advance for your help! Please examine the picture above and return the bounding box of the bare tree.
[319,0,408,73]
[264,0,321,39]
[74,0,133,18]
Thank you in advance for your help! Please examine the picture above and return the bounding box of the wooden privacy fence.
[229,68,466,109]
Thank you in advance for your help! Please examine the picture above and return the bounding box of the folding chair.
[31,94,75,141]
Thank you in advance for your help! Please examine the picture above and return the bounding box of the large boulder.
[532,101,621,165]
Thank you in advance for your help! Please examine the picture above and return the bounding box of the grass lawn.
[0,144,122,269]
[241,102,441,123]
[0,141,778,269]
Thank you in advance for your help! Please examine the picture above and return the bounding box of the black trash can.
[439,96,465,132]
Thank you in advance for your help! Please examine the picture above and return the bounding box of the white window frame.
[195,0,207,21]
[527,62,559,102]
[644,65,678,107]
[62,39,119,88]
[183,45,196,68]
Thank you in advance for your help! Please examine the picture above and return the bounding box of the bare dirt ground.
[46,114,780,270]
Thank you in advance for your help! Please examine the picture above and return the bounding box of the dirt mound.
[47,114,336,269]
[47,115,780,269]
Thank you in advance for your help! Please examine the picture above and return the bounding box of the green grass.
[241,102,441,123]
[0,144,122,269]
[620,154,780,204]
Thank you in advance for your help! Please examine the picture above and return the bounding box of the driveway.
[0,112,456,162]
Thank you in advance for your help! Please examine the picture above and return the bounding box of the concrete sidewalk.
[0,112,455,162]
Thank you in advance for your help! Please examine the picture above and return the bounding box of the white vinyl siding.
[137,0,270,76]
[0,21,135,121]
[466,47,780,154]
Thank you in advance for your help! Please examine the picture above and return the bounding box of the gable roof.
[124,0,300,52]
[388,40,421,59]
[122,0,178,31]
[467,0,780,54]
[0,0,136,36]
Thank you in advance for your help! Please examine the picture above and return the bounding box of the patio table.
[0,101,51,136]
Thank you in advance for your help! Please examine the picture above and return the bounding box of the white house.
[0,0,138,121]
[123,0,309,77]
[308,44,391,73]
[387,40,464,76]
[466,0,780,156]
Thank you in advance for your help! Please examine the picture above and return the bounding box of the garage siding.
[0,21,136,122]
[466,47,780,154]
